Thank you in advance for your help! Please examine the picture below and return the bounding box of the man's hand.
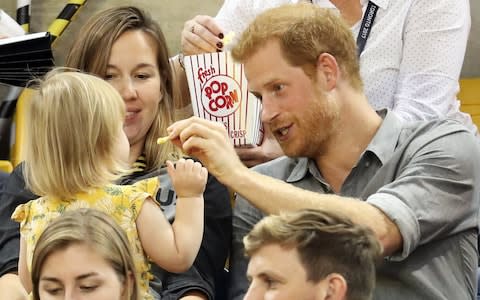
[167,117,246,184]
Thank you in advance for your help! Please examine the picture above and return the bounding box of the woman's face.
[38,243,128,300]
[105,30,162,155]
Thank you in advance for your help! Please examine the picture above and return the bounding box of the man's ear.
[316,53,339,91]
[322,273,347,300]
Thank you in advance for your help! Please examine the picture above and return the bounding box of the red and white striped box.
[184,51,263,147]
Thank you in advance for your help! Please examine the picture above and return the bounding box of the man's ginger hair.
[232,3,363,90]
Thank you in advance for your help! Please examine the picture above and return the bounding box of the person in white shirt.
[179,0,475,167]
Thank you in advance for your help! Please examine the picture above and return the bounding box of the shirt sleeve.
[129,177,162,218]
[10,203,28,224]
[392,0,471,123]
[366,124,480,261]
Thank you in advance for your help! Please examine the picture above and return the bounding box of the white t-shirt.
[215,0,476,132]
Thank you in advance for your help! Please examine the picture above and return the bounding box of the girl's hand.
[166,159,208,198]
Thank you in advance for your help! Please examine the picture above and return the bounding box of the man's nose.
[260,96,278,124]
[243,282,263,300]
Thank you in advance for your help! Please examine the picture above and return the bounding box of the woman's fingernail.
[216,41,223,49]
[218,32,224,39]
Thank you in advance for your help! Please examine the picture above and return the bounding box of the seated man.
[243,209,381,300]
[167,3,480,300]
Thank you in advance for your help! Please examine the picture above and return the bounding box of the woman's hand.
[181,15,225,55]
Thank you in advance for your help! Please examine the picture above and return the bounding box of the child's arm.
[18,237,32,293]
[137,159,207,273]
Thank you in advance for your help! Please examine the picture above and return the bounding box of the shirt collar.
[285,109,402,182]
[365,109,403,165]
[287,157,310,183]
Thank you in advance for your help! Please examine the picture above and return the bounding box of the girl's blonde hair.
[24,69,127,198]
[65,6,182,171]
[31,208,140,300]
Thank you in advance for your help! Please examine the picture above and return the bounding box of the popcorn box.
[184,51,263,147]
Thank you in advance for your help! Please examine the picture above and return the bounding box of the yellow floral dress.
[12,177,160,300]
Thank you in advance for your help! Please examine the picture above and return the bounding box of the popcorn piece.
[156,136,169,144]
[222,31,236,46]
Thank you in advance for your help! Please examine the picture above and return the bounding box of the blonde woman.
[31,208,140,300]
[12,69,207,300]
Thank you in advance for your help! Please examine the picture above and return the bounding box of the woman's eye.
[80,285,98,292]
[136,73,150,80]
[104,74,116,80]
[46,288,62,295]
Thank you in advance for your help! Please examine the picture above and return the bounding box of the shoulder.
[130,177,160,194]
[399,119,477,149]
[396,119,480,168]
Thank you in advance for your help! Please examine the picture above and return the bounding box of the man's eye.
[275,84,283,91]
[264,277,277,289]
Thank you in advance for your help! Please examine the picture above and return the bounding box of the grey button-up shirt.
[229,110,480,300]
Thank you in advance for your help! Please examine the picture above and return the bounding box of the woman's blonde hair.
[65,6,181,171]
[24,69,127,198]
[31,208,140,300]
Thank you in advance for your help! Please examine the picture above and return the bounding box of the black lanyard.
[356,1,378,56]
[308,1,379,57]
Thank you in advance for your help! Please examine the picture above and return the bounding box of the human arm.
[390,0,470,122]
[159,171,232,300]
[167,117,401,255]
[170,56,194,115]
[18,237,31,293]
[0,273,28,300]
[137,159,207,273]
[329,0,362,26]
